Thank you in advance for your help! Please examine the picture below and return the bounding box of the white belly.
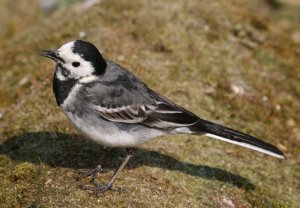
[62,110,166,147]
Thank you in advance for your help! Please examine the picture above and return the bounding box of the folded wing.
[93,100,199,129]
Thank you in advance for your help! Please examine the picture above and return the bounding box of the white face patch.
[55,66,67,81]
[57,41,95,79]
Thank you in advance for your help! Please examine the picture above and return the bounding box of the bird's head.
[42,40,106,79]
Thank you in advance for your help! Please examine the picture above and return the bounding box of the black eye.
[72,62,80,67]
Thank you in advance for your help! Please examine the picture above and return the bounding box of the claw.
[77,148,135,196]
[94,184,112,196]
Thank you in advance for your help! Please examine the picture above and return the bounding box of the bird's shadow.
[0,132,255,190]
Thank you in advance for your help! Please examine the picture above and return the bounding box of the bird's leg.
[80,148,135,195]
[77,164,110,181]
[77,148,120,181]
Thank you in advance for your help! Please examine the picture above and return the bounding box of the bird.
[41,40,285,195]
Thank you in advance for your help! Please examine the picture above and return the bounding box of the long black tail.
[188,118,285,159]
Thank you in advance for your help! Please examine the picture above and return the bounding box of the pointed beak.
[41,50,65,63]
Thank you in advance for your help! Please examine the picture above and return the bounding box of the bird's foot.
[79,183,126,196]
[76,165,110,181]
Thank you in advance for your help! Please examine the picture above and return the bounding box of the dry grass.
[0,0,299,207]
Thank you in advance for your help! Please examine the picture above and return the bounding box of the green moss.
[245,188,290,208]
[11,162,37,181]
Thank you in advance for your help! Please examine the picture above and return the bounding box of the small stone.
[291,31,300,44]
[277,143,288,151]
[286,119,296,127]
[79,31,86,38]
[203,25,210,32]
[222,196,235,208]
[117,55,125,61]
[165,60,171,65]
[18,76,29,86]
[45,179,52,186]
[261,96,268,102]
[275,104,281,111]
[231,84,245,96]
[204,85,215,95]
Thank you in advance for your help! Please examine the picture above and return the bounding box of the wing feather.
[93,100,199,129]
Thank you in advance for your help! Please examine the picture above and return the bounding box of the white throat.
[55,65,68,81]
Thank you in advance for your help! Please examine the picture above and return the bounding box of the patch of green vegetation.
[0,0,299,207]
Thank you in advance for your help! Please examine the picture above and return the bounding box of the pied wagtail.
[41,40,285,195]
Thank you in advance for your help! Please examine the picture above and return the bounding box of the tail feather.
[189,119,285,159]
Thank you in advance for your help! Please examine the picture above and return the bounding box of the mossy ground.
[0,0,299,207]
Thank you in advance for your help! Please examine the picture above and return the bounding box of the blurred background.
[0,0,299,207]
